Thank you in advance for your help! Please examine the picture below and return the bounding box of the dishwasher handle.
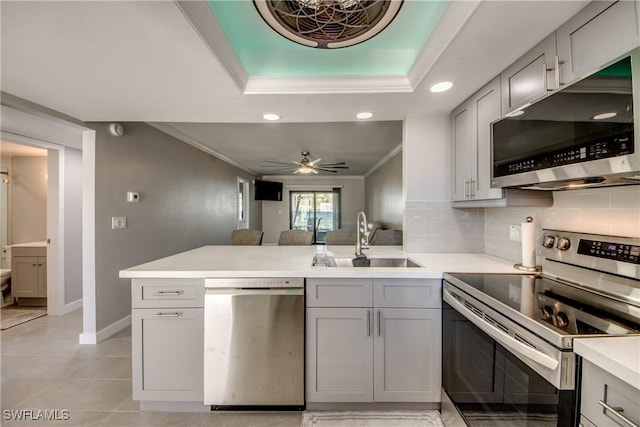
[205,287,303,296]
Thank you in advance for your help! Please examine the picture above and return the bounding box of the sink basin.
[324,256,420,268]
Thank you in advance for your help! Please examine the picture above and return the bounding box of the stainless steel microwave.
[491,48,640,190]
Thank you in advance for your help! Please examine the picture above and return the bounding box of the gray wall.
[365,151,403,229]
[64,147,83,303]
[10,155,47,244]
[91,122,258,331]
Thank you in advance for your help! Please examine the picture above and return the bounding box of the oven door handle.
[445,289,559,371]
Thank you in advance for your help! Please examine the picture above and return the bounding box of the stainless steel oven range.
[442,230,640,427]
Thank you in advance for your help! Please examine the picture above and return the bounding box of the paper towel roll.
[521,218,536,268]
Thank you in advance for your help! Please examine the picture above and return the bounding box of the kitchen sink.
[320,256,421,268]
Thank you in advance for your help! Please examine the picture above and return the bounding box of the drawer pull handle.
[153,291,183,296]
[152,312,181,318]
[598,400,639,427]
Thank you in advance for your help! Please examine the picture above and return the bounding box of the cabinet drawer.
[374,279,441,308]
[306,278,373,307]
[132,278,205,308]
[581,359,640,427]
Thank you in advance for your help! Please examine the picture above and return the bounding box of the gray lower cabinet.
[580,359,639,427]
[306,278,441,403]
[131,278,205,402]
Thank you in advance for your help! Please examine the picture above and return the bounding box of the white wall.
[403,114,484,253]
[10,155,47,243]
[261,176,365,244]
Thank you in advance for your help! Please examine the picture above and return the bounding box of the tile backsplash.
[485,186,640,263]
[405,186,640,261]
[405,201,484,252]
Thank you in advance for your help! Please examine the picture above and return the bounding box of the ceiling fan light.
[356,112,374,119]
[262,113,280,121]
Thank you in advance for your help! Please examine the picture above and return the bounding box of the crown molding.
[407,0,481,88]
[148,122,257,175]
[364,144,402,177]
[244,75,413,95]
[175,0,479,95]
[174,0,248,91]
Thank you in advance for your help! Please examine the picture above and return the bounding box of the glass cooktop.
[445,273,640,338]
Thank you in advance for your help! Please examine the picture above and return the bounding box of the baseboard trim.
[79,314,131,345]
[60,298,82,315]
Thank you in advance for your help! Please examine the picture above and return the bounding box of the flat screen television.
[254,180,283,201]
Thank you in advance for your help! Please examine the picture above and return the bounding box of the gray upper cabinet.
[556,1,639,86]
[500,33,557,115]
[451,77,503,203]
[501,1,639,115]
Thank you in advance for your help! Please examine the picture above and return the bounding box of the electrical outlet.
[509,224,521,241]
[112,216,127,229]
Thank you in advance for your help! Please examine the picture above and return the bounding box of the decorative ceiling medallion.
[253,0,404,49]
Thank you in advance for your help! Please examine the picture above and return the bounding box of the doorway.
[289,190,341,244]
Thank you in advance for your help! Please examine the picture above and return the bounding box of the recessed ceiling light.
[356,112,373,119]
[591,112,617,120]
[262,113,280,121]
[430,81,453,93]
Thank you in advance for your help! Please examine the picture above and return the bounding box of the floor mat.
[0,306,47,330]
[301,411,444,427]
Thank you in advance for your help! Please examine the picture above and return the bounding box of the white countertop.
[119,245,521,279]
[574,336,640,390]
[9,241,48,248]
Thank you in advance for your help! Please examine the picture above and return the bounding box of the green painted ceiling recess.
[206,0,449,77]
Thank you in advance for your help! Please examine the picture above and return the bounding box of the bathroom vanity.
[11,241,47,305]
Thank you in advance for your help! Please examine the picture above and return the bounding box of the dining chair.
[229,229,264,245]
[278,230,313,245]
[325,229,357,245]
[370,229,403,246]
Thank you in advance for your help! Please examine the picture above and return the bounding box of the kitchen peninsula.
[120,245,521,412]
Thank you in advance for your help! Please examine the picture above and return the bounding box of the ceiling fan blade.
[263,161,298,166]
[320,163,347,167]
[324,166,349,169]
[309,158,323,166]
[317,168,338,173]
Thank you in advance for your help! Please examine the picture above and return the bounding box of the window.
[237,178,250,229]
[290,189,341,244]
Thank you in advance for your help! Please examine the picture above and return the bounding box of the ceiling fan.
[263,151,349,174]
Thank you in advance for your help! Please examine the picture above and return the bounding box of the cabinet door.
[306,307,373,402]
[373,308,441,402]
[474,77,503,201]
[450,102,474,202]
[132,308,204,401]
[557,1,639,85]
[37,257,47,297]
[11,256,40,298]
[501,33,557,114]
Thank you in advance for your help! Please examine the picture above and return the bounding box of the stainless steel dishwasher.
[203,278,304,409]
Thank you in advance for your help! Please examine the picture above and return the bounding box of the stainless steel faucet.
[355,211,370,257]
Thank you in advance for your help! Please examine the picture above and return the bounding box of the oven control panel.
[541,229,640,273]
[577,239,640,264]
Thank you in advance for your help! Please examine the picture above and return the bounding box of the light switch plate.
[112,216,127,229]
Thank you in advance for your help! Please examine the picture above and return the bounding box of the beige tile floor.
[1,309,301,427]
